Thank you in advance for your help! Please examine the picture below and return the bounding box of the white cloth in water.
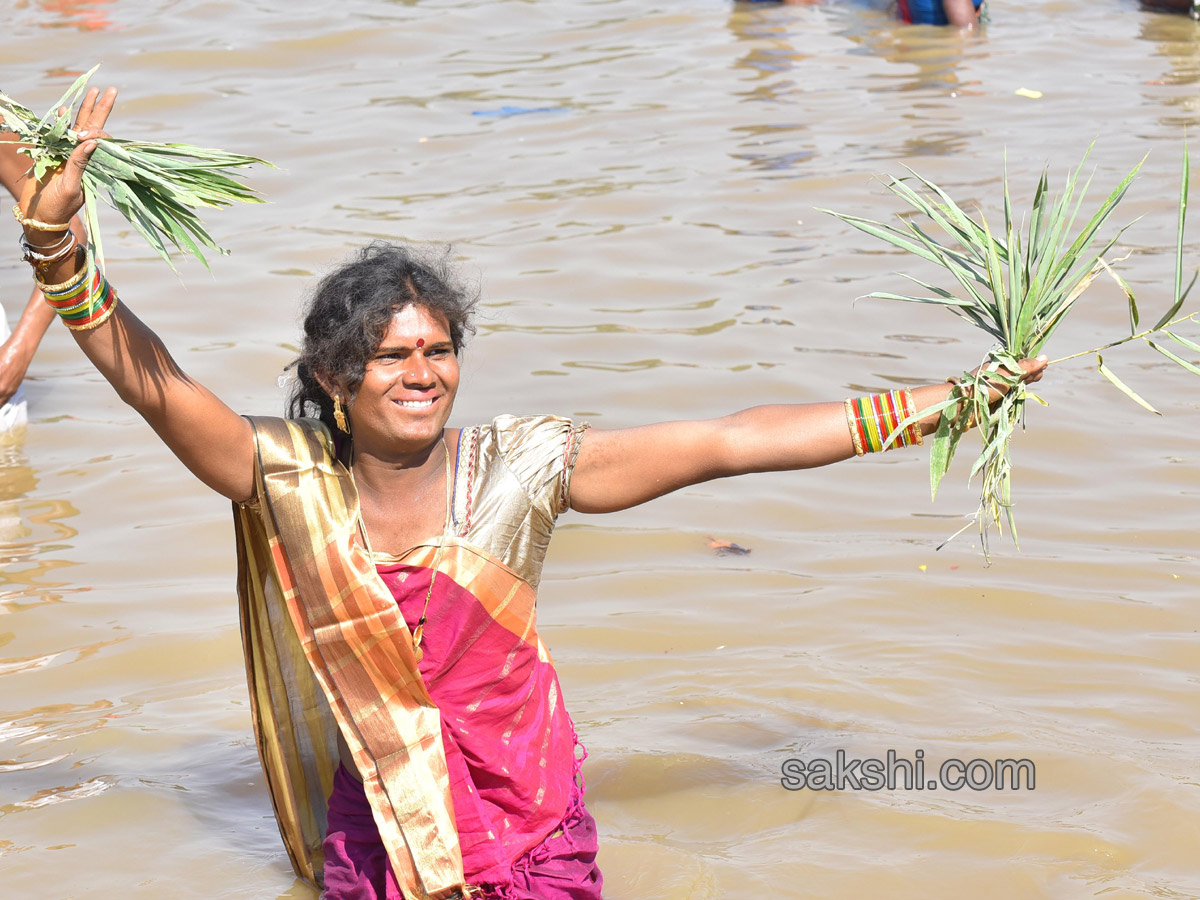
[0,300,29,432]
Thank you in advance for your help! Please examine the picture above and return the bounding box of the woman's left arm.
[569,358,1046,514]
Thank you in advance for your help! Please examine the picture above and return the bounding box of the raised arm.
[569,361,1045,514]
[13,87,254,501]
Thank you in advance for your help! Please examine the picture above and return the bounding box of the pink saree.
[235,414,600,900]
[323,544,602,897]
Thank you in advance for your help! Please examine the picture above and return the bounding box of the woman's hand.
[970,354,1049,404]
[18,86,117,226]
[1016,355,1049,384]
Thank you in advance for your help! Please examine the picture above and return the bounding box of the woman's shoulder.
[487,412,573,434]
[245,415,337,463]
[463,415,587,512]
[468,414,578,459]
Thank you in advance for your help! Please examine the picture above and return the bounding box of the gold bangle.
[36,263,90,294]
[902,388,924,446]
[13,204,71,233]
[844,398,866,457]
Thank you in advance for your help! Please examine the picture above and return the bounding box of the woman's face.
[347,303,460,457]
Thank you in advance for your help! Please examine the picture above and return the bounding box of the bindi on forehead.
[416,338,425,348]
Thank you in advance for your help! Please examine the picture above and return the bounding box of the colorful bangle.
[844,389,924,455]
[39,253,120,332]
[12,204,71,233]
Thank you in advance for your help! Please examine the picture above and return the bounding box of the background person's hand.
[0,285,55,407]
[0,343,26,405]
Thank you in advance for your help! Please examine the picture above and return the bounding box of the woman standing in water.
[14,86,1044,900]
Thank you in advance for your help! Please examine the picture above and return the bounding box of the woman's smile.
[393,397,436,410]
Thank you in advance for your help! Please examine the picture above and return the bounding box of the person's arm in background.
[0,131,86,405]
[942,0,980,27]
[0,286,55,405]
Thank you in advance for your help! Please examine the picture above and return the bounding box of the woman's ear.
[314,371,341,402]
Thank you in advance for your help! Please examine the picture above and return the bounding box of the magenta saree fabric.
[321,551,603,899]
[323,762,601,900]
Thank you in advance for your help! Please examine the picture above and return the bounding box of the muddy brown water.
[3,1,1199,898]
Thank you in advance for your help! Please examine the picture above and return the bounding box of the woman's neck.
[350,432,447,496]
[348,432,457,557]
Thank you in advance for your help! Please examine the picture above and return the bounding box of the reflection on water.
[725,3,982,174]
[1140,11,1200,125]
[0,446,81,617]
[31,0,118,32]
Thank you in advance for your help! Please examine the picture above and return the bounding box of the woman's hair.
[288,241,478,431]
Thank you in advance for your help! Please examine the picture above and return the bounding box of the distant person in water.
[1140,0,1199,16]
[896,0,983,26]
[738,0,983,27]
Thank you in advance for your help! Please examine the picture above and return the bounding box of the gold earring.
[333,396,349,433]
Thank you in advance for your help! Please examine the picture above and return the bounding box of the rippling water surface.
[3,1,1200,898]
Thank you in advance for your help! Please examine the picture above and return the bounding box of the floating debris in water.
[471,105,569,118]
[707,537,751,556]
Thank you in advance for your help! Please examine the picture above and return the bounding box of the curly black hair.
[288,241,478,433]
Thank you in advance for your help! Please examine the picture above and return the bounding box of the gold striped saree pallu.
[234,416,467,899]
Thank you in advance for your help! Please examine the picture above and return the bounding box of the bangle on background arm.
[37,248,120,332]
[844,389,924,455]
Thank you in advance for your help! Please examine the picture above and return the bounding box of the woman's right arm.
[15,86,255,502]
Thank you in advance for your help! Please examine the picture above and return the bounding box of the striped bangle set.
[37,253,120,332]
[844,389,923,456]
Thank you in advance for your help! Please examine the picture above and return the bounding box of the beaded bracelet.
[12,204,71,233]
[844,389,924,456]
[38,252,120,332]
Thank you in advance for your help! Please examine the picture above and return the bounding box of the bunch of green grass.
[0,66,273,273]
[822,147,1199,553]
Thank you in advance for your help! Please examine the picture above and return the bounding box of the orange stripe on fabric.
[247,417,464,898]
[403,542,539,646]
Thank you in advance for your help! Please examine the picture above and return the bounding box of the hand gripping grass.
[1,66,274,274]
[822,146,1199,554]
